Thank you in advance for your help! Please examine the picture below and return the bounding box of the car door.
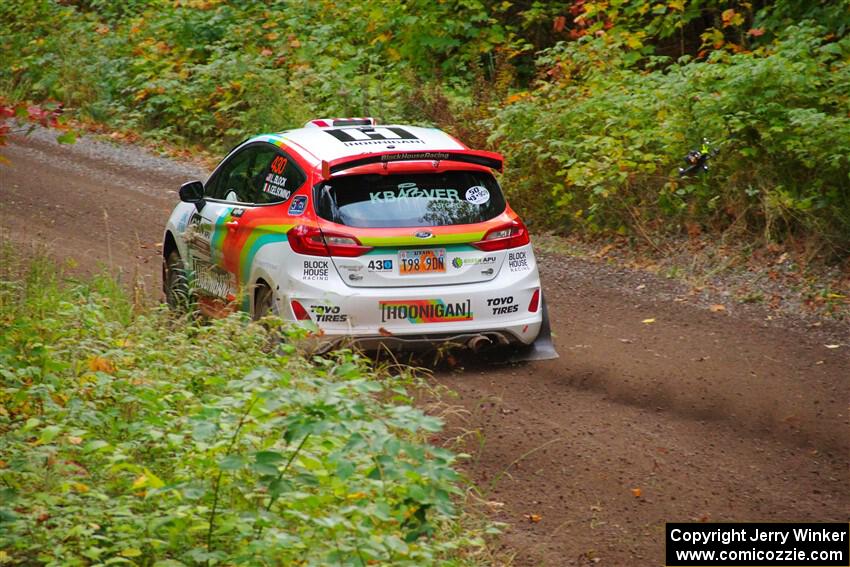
[185,145,268,299]
[186,143,303,298]
[213,145,307,288]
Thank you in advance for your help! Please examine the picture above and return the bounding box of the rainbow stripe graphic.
[379,299,473,324]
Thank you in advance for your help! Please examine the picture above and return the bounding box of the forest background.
[2,0,849,257]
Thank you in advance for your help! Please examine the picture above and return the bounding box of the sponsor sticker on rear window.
[465,185,490,205]
[369,183,461,202]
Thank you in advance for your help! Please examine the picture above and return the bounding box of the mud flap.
[508,295,559,362]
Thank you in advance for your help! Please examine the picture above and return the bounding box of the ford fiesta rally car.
[162,118,556,359]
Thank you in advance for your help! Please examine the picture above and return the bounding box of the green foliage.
[0,0,505,148]
[493,25,850,254]
[1,0,848,252]
[0,243,486,565]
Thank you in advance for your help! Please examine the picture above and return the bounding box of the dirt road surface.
[2,131,848,566]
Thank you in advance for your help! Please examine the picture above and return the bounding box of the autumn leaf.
[641,318,655,324]
[553,16,566,32]
[630,487,642,498]
[87,356,116,374]
[709,304,726,313]
[524,513,542,523]
[721,9,744,27]
[748,28,765,37]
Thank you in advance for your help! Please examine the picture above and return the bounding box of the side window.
[251,150,307,205]
[205,148,256,202]
[205,144,307,204]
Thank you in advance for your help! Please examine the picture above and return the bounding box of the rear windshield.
[314,171,506,228]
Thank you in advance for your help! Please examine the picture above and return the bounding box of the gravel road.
[2,130,847,566]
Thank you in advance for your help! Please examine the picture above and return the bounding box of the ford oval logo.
[414,231,433,239]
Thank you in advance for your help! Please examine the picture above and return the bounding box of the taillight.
[528,288,540,313]
[287,225,328,256]
[290,300,311,320]
[287,225,372,257]
[323,232,372,257]
[472,219,530,251]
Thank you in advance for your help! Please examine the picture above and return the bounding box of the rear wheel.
[252,282,278,321]
[164,250,190,311]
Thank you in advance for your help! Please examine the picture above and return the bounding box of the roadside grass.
[534,232,850,322]
[0,241,498,566]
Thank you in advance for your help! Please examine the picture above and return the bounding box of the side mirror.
[179,180,205,211]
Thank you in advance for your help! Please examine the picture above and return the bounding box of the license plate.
[399,248,446,275]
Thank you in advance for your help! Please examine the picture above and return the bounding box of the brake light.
[287,225,372,257]
[472,219,530,251]
[528,288,540,313]
[290,300,311,321]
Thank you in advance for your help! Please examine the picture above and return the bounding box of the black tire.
[252,282,278,321]
[164,250,190,311]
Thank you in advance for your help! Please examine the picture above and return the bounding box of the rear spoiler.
[320,150,503,179]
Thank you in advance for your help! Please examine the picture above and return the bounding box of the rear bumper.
[274,245,544,348]
[312,328,526,353]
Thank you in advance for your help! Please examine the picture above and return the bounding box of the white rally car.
[162,118,556,359]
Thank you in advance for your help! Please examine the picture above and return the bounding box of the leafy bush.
[0,0,504,147]
[492,26,850,254]
[2,0,848,254]
[0,244,487,565]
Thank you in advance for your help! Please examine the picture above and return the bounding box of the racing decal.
[185,213,213,260]
[451,255,497,269]
[288,195,307,216]
[380,299,473,323]
[359,232,486,248]
[488,296,518,315]
[176,208,194,232]
[465,185,490,205]
[325,126,423,146]
[508,250,530,271]
[270,155,288,174]
[194,259,237,299]
[205,205,294,285]
[367,259,393,271]
[369,183,461,202]
[302,260,329,280]
[309,305,348,323]
[262,155,292,199]
[230,208,246,218]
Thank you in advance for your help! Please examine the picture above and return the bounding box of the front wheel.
[163,250,190,311]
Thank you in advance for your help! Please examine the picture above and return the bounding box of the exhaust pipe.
[467,335,493,353]
[487,332,511,346]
